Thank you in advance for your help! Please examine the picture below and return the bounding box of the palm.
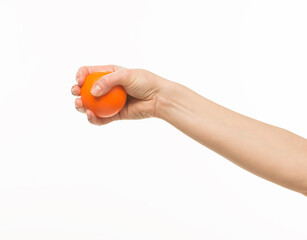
[115,95,157,120]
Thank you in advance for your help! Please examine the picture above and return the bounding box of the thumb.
[91,69,134,97]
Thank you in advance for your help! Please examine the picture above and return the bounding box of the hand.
[71,65,166,125]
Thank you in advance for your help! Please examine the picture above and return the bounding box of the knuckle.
[107,64,124,72]
[102,77,111,86]
[131,68,146,81]
[138,69,150,78]
[121,69,131,78]
[78,66,87,73]
[106,64,116,72]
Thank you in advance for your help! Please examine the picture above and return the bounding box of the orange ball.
[81,72,127,118]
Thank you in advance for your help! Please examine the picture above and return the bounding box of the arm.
[72,65,307,195]
[157,81,307,195]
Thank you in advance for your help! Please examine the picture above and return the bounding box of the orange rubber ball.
[81,72,127,118]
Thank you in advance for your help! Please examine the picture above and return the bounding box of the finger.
[75,98,86,113]
[71,84,81,96]
[87,65,125,74]
[91,69,135,97]
[76,65,125,87]
[86,110,115,126]
[76,66,89,86]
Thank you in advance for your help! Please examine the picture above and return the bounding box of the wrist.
[155,78,209,126]
[155,78,183,121]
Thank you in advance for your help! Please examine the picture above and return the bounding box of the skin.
[71,65,307,196]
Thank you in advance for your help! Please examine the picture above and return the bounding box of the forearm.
[157,80,307,194]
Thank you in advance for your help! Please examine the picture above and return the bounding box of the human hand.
[71,65,167,125]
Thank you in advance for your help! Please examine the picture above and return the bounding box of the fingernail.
[76,76,79,84]
[71,87,76,95]
[87,113,91,120]
[91,84,102,95]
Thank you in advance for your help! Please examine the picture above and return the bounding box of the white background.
[0,0,306,239]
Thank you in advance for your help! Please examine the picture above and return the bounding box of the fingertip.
[86,109,93,118]
[76,73,86,87]
[91,84,103,97]
[74,98,86,113]
[76,71,81,84]
[71,86,76,95]
[75,98,83,107]
[86,110,97,123]
[71,85,81,96]
[76,67,88,86]
[86,109,91,118]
